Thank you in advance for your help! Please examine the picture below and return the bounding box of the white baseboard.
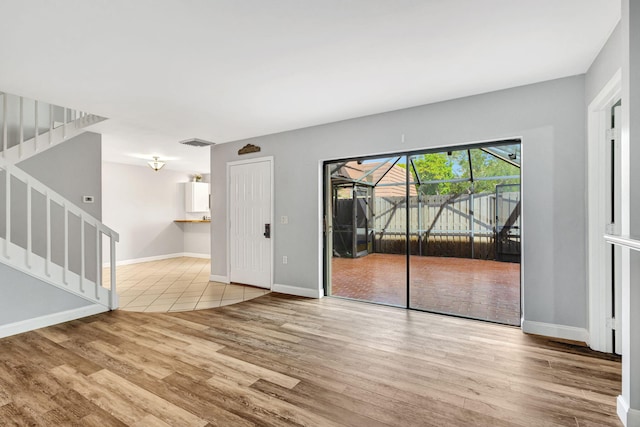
[0,304,108,339]
[272,283,321,298]
[618,395,640,427]
[183,252,210,259]
[210,275,230,284]
[522,320,589,343]
[104,252,210,267]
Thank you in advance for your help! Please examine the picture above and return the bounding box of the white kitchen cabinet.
[185,182,210,212]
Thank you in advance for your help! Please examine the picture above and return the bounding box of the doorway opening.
[324,140,522,326]
[608,100,622,355]
[586,69,622,354]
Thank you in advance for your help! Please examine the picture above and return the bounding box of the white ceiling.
[0,0,620,172]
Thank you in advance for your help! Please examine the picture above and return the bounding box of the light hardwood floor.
[0,294,622,426]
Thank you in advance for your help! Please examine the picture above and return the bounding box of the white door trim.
[226,156,274,289]
[587,69,622,352]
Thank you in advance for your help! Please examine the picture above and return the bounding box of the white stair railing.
[0,91,106,166]
[0,156,119,309]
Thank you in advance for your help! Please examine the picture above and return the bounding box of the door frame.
[226,156,274,289]
[587,69,621,352]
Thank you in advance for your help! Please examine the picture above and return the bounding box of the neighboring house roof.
[334,161,417,197]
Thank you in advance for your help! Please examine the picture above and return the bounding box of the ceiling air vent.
[179,138,215,147]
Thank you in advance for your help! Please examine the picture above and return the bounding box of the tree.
[408,149,519,195]
[453,150,519,193]
[408,152,458,195]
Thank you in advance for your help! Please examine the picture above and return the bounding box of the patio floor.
[331,253,521,325]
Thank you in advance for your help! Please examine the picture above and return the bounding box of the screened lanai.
[325,141,521,325]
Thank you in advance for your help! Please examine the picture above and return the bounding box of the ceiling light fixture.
[148,156,165,171]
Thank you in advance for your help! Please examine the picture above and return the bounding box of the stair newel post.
[26,179,31,269]
[109,233,117,310]
[95,225,100,300]
[79,213,85,294]
[45,191,51,277]
[63,204,68,285]
[18,97,23,159]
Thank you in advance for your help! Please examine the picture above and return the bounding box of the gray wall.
[102,162,193,262]
[0,132,101,326]
[13,132,102,280]
[18,132,102,219]
[0,263,91,324]
[212,75,587,329]
[586,23,622,104]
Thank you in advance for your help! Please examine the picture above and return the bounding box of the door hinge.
[606,128,616,141]
[606,222,621,235]
[606,317,617,330]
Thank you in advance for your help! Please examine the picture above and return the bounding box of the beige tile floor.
[105,257,269,313]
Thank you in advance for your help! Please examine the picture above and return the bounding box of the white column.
[618,1,640,426]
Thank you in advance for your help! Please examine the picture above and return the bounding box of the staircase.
[0,91,119,314]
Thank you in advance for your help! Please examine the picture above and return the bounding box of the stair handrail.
[0,155,119,309]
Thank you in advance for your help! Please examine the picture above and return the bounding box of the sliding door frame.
[322,138,523,325]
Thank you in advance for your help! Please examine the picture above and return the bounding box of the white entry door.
[229,158,272,289]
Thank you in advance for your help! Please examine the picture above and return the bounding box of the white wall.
[211,75,587,332]
[102,162,210,263]
[182,222,211,256]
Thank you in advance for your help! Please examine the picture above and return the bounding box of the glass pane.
[411,150,471,195]
[329,155,407,307]
[469,147,519,181]
[479,144,521,167]
[331,157,401,185]
[495,184,521,262]
[409,144,521,326]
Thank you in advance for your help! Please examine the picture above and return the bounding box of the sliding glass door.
[324,141,521,325]
[327,157,407,307]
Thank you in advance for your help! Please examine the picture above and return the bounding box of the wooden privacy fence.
[372,192,520,260]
